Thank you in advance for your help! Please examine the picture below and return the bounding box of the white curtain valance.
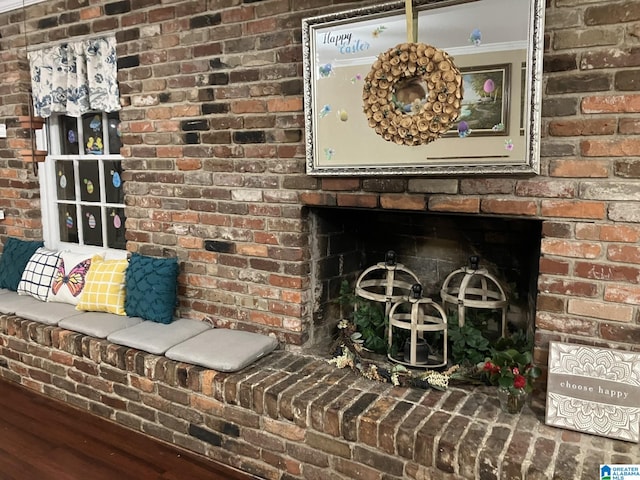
[28,36,121,118]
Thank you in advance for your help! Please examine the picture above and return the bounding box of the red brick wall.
[0,3,41,240]
[0,0,639,355]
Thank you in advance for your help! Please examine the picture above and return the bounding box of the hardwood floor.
[0,379,256,480]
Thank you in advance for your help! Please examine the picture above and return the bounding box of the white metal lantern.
[355,250,421,318]
[388,284,448,368]
[440,256,508,340]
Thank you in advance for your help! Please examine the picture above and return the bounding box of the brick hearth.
[2,314,638,480]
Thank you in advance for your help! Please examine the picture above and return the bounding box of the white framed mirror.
[302,0,545,176]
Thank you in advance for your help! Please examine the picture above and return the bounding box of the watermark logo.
[601,465,640,480]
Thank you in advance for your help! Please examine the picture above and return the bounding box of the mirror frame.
[302,0,545,176]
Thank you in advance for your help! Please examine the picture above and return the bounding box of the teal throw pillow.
[0,237,44,291]
[125,253,179,324]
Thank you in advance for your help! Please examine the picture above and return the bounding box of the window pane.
[58,205,78,243]
[107,112,122,154]
[104,160,124,204]
[83,113,104,155]
[81,205,103,247]
[55,160,75,201]
[107,207,126,250]
[78,160,101,202]
[48,112,126,251]
[59,116,80,155]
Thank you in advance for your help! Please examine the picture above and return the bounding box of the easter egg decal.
[319,63,333,78]
[483,79,496,94]
[59,174,67,189]
[505,139,514,151]
[112,171,121,188]
[457,121,471,138]
[89,115,101,131]
[65,213,73,229]
[87,213,96,229]
[469,28,482,46]
[84,179,94,194]
[319,105,331,119]
[323,147,335,161]
[113,213,121,229]
[68,129,77,144]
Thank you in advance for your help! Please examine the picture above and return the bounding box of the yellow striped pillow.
[76,257,128,315]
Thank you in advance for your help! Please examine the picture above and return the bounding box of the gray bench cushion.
[107,319,212,355]
[0,291,42,315]
[15,301,84,326]
[59,312,143,338]
[165,329,278,372]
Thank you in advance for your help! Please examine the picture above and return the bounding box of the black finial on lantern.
[385,250,397,266]
[411,283,422,299]
[469,255,479,270]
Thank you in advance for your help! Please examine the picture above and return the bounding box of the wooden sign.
[546,341,640,443]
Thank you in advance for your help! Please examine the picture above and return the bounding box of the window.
[40,112,126,252]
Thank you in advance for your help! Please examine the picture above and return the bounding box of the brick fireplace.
[308,207,542,352]
[301,168,640,365]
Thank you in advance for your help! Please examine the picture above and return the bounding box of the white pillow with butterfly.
[48,251,104,305]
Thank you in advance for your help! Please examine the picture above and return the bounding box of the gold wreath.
[363,43,463,146]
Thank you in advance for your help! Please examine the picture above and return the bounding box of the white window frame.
[0,0,45,13]
[39,113,127,258]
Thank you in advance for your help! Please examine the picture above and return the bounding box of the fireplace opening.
[308,207,543,359]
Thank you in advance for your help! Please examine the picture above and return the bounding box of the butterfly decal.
[51,258,92,297]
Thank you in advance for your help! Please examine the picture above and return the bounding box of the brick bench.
[0,288,277,372]
[1,313,637,479]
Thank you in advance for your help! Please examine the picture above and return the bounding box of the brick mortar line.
[448,411,474,477]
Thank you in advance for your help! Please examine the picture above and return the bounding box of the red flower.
[513,374,526,389]
[484,361,501,375]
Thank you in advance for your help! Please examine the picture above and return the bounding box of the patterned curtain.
[28,36,121,118]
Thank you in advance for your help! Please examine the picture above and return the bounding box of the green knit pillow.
[124,253,179,324]
[0,237,44,291]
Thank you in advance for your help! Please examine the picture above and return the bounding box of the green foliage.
[353,300,387,353]
[492,329,532,353]
[337,280,388,354]
[449,321,491,365]
[446,309,509,365]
